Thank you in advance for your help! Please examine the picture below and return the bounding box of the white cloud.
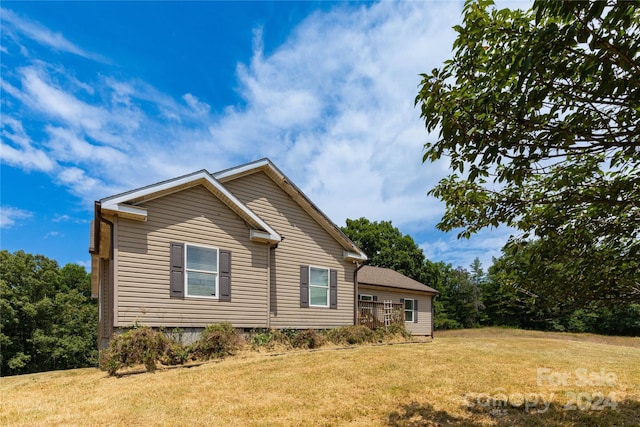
[52,214,71,222]
[420,226,518,271]
[2,1,526,266]
[52,214,89,224]
[45,125,127,165]
[0,8,109,63]
[75,259,92,270]
[0,117,57,172]
[0,206,33,228]
[55,166,121,202]
[44,231,64,239]
[219,1,463,228]
[182,93,211,115]
[20,66,108,133]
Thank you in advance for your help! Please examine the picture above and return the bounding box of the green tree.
[424,260,486,329]
[425,261,462,330]
[342,218,428,283]
[415,0,640,304]
[483,245,548,329]
[449,266,485,328]
[0,250,97,376]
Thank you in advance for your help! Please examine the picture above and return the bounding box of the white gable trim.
[101,170,281,244]
[105,204,148,221]
[214,158,271,181]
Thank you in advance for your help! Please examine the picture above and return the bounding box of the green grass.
[1,328,639,426]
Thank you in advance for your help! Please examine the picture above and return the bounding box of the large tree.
[0,250,97,376]
[341,218,427,283]
[416,0,639,304]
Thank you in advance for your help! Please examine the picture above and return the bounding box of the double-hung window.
[300,265,337,309]
[404,298,415,322]
[309,266,329,307]
[185,244,218,298]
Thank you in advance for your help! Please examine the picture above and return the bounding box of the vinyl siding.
[358,285,434,336]
[113,185,269,328]
[224,171,356,329]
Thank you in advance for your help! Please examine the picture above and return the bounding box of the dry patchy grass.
[1,328,639,426]
[437,326,640,348]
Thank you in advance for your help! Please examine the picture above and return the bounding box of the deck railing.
[357,300,404,329]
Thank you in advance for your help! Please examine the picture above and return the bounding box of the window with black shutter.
[170,243,231,301]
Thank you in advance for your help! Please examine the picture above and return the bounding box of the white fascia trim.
[214,159,271,180]
[101,171,281,242]
[101,171,213,208]
[101,203,148,221]
[344,250,368,262]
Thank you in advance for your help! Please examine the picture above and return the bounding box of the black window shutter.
[373,295,378,302]
[329,269,338,309]
[169,242,184,298]
[414,299,418,323]
[300,265,309,307]
[219,250,232,301]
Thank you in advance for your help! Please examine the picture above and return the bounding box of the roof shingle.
[358,265,438,294]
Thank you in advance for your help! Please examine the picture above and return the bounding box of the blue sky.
[1,1,526,272]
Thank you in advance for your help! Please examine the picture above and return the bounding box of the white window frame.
[185,243,219,299]
[309,266,330,307]
[359,294,374,301]
[404,298,415,323]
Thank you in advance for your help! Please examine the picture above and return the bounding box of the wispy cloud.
[0,8,109,63]
[52,214,89,224]
[182,93,211,116]
[44,231,64,239]
[0,206,33,228]
[420,226,518,271]
[0,117,56,172]
[1,1,519,267]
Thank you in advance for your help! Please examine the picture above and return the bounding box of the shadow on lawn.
[387,398,640,426]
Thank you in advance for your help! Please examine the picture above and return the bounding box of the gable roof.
[358,265,438,294]
[215,158,367,262]
[99,169,281,244]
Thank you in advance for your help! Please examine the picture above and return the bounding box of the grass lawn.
[1,327,639,426]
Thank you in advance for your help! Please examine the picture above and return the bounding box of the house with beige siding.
[90,159,437,348]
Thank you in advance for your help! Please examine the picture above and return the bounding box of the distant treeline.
[1,250,97,376]
[341,218,640,337]
[1,242,638,377]
[428,258,640,336]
